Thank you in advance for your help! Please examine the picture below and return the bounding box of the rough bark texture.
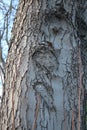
[0,0,87,130]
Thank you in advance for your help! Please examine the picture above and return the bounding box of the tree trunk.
[0,0,87,130]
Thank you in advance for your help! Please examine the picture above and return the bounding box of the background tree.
[0,0,18,89]
[0,0,87,130]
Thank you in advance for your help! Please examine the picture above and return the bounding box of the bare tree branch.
[0,0,18,88]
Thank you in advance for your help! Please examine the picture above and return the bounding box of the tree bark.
[0,0,87,130]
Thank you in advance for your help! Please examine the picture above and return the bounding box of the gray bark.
[0,0,87,130]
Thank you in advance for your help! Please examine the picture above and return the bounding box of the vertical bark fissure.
[71,107,75,130]
[12,76,15,130]
[12,62,17,130]
[32,94,41,130]
[78,40,83,130]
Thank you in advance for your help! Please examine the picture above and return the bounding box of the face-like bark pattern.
[0,0,86,130]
